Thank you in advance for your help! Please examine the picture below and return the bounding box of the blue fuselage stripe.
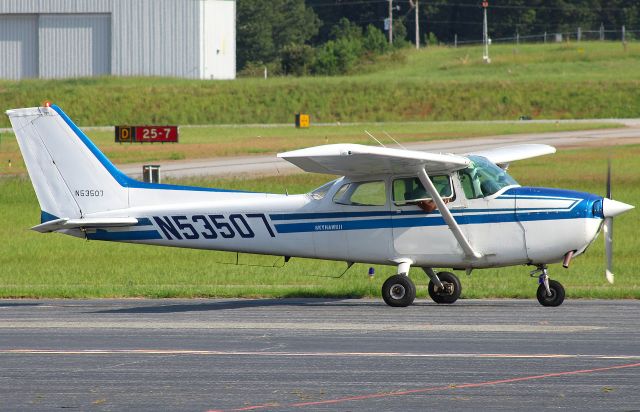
[86,230,162,241]
[135,218,152,226]
[274,211,598,233]
[40,211,60,224]
[269,206,581,222]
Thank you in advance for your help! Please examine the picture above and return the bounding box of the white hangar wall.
[0,0,235,80]
[0,14,39,79]
[201,0,235,80]
[111,0,202,78]
[39,14,111,78]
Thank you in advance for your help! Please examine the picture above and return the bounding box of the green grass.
[1,42,640,128]
[367,41,640,83]
[0,144,638,299]
[0,121,620,175]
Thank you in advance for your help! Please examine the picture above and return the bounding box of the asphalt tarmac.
[1,298,639,411]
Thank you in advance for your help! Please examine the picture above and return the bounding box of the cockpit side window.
[392,175,453,205]
[458,169,483,199]
[333,181,386,206]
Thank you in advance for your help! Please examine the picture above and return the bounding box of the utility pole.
[388,0,393,45]
[415,0,420,49]
[482,1,490,63]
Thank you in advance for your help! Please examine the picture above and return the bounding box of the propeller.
[601,159,634,283]
[604,159,613,284]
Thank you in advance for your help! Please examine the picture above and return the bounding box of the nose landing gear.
[531,265,565,307]
[424,268,461,304]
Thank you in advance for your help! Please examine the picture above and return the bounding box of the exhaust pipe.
[562,250,574,269]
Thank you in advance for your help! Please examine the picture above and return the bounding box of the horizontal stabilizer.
[468,144,556,167]
[32,217,139,233]
[278,144,470,176]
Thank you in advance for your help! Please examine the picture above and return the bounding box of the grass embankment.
[0,121,618,175]
[0,144,637,299]
[1,41,639,128]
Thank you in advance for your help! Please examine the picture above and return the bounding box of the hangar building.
[0,0,236,80]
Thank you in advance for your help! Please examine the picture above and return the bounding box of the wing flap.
[278,144,470,176]
[32,217,139,233]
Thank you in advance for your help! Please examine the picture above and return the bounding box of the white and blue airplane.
[7,105,634,307]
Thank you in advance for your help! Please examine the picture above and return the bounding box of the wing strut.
[417,168,482,259]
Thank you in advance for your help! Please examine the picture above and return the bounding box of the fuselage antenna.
[275,165,289,196]
[364,130,386,147]
[383,131,406,149]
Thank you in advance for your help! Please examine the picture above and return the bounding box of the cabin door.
[391,174,467,263]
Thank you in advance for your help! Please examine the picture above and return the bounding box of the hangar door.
[39,14,111,78]
[0,15,38,79]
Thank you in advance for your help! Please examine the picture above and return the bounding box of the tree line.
[237,0,640,75]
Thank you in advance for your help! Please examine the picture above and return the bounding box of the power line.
[421,1,639,12]
[309,0,389,8]
[309,0,638,13]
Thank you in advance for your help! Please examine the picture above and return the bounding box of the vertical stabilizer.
[6,105,129,220]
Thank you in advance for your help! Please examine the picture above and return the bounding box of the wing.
[31,217,139,233]
[467,144,556,167]
[278,144,470,176]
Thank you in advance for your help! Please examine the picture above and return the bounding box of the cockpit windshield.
[458,155,519,199]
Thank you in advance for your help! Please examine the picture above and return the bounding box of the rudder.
[7,105,129,220]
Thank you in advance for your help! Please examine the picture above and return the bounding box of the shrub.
[425,32,438,46]
[363,25,390,54]
[392,18,410,49]
[312,37,364,75]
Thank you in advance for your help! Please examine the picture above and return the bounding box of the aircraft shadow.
[92,298,534,314]
[92,298,377,314]
[0,302,42,307]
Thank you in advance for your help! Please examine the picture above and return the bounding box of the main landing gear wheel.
[428,271,461,304]
[536,279,565,307]
[382,275,416,307]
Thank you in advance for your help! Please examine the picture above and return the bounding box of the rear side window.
[333,181,386,206]
[308,179,337,200]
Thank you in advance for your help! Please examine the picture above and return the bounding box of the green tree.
[237,0,320,71]
[312,18,367,75]
[281,44,315,76]
[330,17,363,41]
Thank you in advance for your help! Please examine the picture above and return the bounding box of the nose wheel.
[532,265,565,307]
[427,271,461,304]
[422,268,462,304]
